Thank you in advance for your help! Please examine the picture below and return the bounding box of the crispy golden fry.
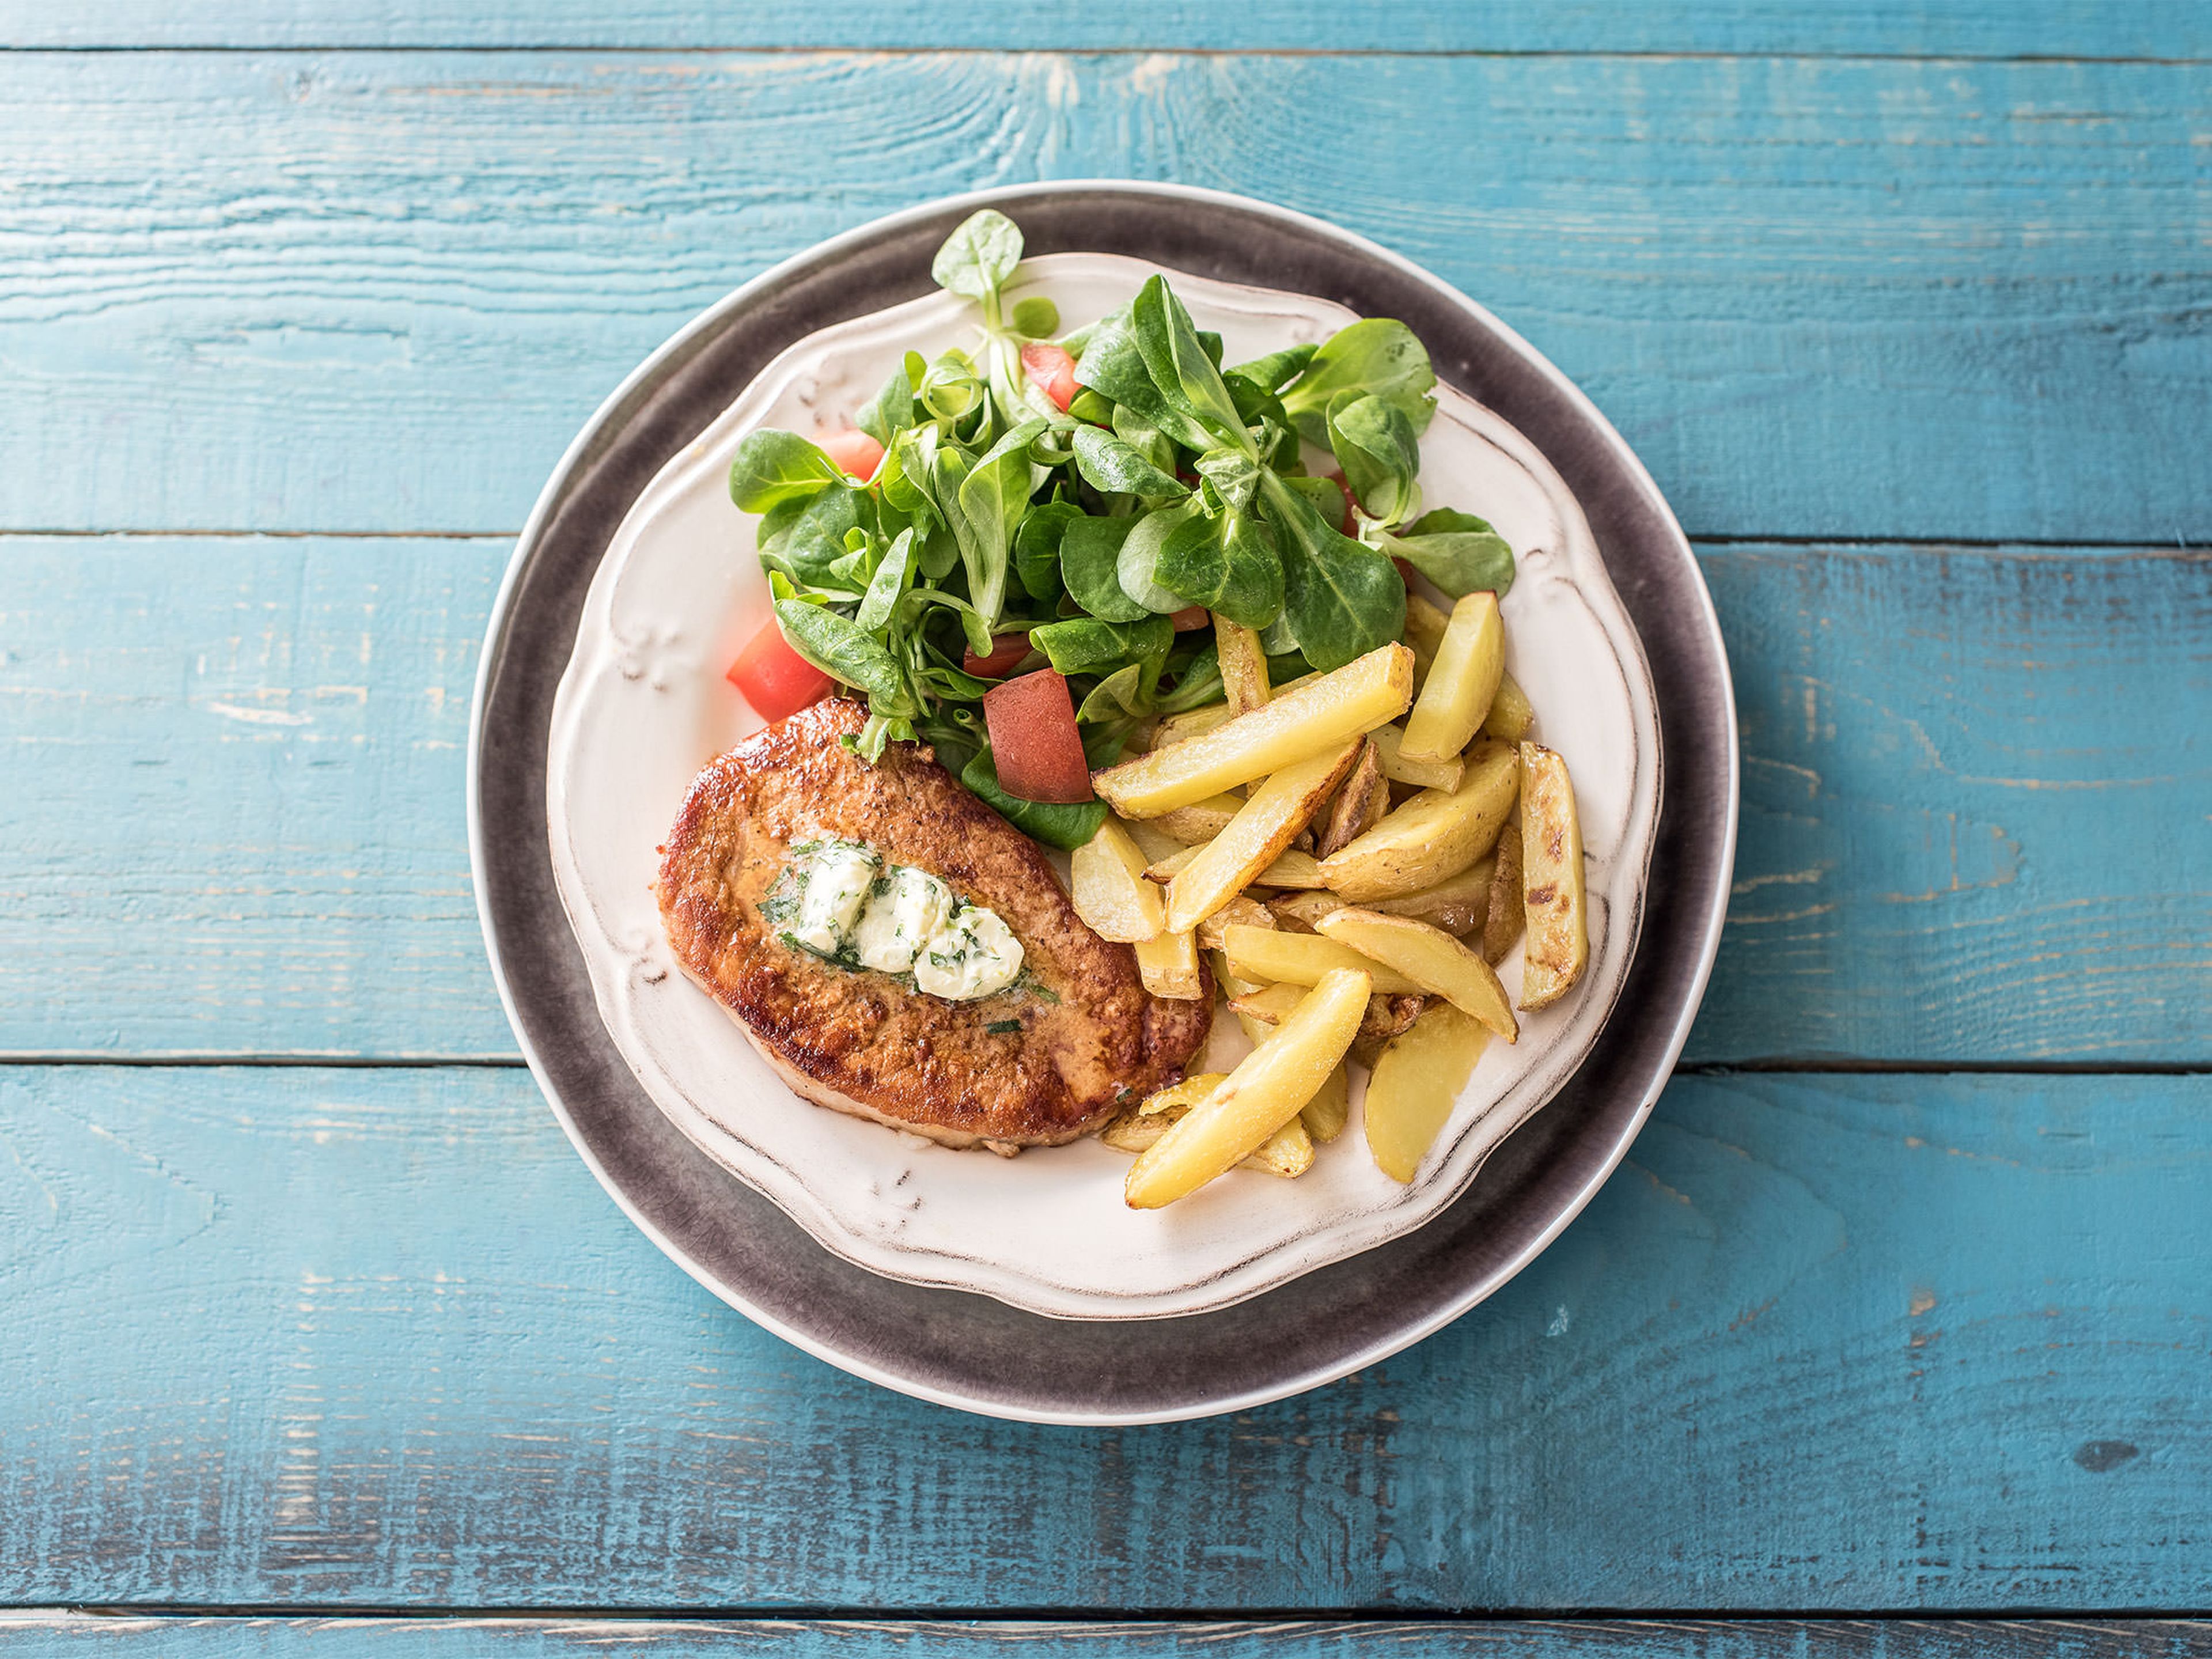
[1369,722,1464,792]
[1215,614,1272,717]
[1091,644,1414,819]
[1124,966,1370,1207]
[1226,982,1307,1024]
[1069,817,1165,943]
[1139,1071,1229,1116]
[1518,741,1588,1007]
[1165,740,1361,935]
[1482,669,1534,741]
[1150,702,1233,750]
[1098,1111,1173,1153]
[1366,857,1493,937]
[1400,592,1503,764]
[1267,888,1346,934]
[1247,1115,1316,1177]
[1221,923,1423,997]
[1196,895,1277,952]
[1316,738,1388,859]
[1123,816,1191,867]
[1316,907,1518,1042]
[1403,591,1450,690]
[1365,1002,1488,1182]
[1210,949,1277,1048]
[1103,1073,1312,1177]
[1301,1062,1351,1143]
[1151,793,1247,843]
[1483,822,1525,964]
[1146,843,1325,890]
[1134,926,1203,1000]
[1350,991,1429,1069]
[1315,738,1519,902]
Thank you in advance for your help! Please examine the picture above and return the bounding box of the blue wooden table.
[3,3,2208,1652]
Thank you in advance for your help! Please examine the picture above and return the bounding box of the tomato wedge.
[725,618,832,722]
[982,670,1092,804]
[817,426,885,482]
[1020,343,1078,413]
[1323,471,1358,534]
[1169,605,1211,632]
[961,632,1033,677]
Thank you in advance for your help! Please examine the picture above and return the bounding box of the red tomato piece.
[1020,343,1079,413]
[1323,471,1358,533]
[983,671,1093,804]
[725,618,832,722]
[1393,556,1420,589]
[961,632,1033,677]
[817,426,885,482]
[1169,605,1211,632]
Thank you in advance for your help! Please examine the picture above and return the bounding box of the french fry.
[1315,738,1388,859]
[1227,983,1308,1024]
[1139,1072,1229,1116]
[1350,991,1429,1069]
[1267,888,1346,933]
[1098,1111,1174,1153]
[1103,1074,1312,1176]
[1091,644,1414,819]
[1124,966,1370,1208]
[1210,949,1277,1048]
[1165,740,1361,935]
[1152,793,1247,843]
[1518,741,1588,1007]
[1400,591,1503,764]
[1196,895,1277,952]
[1368,857,1494,937]
[1221,924,1424,997]
[1301,1062,1351,1143]
[1150,702,1233,750]
[1365,1002,1488,1182]
[1315,738,1519,902]
[1482,669,1534,741]
[1316,907,1519,1042]
[1246,1115,1316,1178]
[1122,816,1191,867]
[1134,926,1203,1000]
[1069,817,1164,943]
[1370,722,1463,792]
[1215,615,1272,717]
[1146,843,1326,890]
[1403,591,1450,689]
[1483,822,1525,964]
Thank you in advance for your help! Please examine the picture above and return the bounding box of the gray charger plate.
[468,181,1738,1425]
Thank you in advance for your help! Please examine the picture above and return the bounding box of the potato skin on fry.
[1517,741,1589,1008]
[1316,738,1519,902]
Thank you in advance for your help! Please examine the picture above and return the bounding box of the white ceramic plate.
[544,253,1660,1321]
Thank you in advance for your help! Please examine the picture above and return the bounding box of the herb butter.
[771,839,1024,1002]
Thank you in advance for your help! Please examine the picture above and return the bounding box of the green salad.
[725,209,1514,850]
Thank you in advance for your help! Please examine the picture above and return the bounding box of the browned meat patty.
[657,697,1214,1149]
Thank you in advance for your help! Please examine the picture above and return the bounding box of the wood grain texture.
[9,1,2209,55]
[4,1615,2212,1656]
[5,536,2203,1063]
[2,52,2207,541]
[1,1063,2206,1609]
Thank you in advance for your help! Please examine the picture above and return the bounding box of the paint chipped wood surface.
[1,0,2209,1630]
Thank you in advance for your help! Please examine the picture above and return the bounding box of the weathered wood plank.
[0,1064,2205,1608]
[3,536,2203,1062]
[2,52,2206,541]
[3,1614,2210,1657]
[9,1,2208,55]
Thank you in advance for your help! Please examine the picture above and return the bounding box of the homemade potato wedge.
[1226,982,1308,1025]
[1365,1002,1488,1182]
[1122,816,1191,867]
[1315,738,1519,902]
[1138,1071,1229,1116]
[1146,843,1326,889]
[1482,822,1525,964]
[1221,923,1423,997]
[1165,739,1361,935]
[1152,793,1247,843]
[1316,907,1518,1042]
[1403,592,1450,689]
[1267,888,1346,934]
[1301,1062,1351,1143]
[1196,895,1277,952]
[1367,856,1494,937]
[1399,591,1503,764]
[1482,669,1534,741]
[1215,615,1272,717]
[1246,1114,1316,1178]
[1103,1074,1312,1177]
[1150,702,1234,751]
[1349,991,1429,1069]
[1069,817,1165,943]
[1124,965,1370,1208]
[1369,722,1464,792]
[1092,643,1414,818]
[1316,739,1388,859]
[1134,926,1204,1001]
[1517,741,1588,1008]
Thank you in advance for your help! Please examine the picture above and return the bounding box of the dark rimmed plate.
[468,181,1737,1425]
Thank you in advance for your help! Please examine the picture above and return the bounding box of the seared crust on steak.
[656,698,1213,1147]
